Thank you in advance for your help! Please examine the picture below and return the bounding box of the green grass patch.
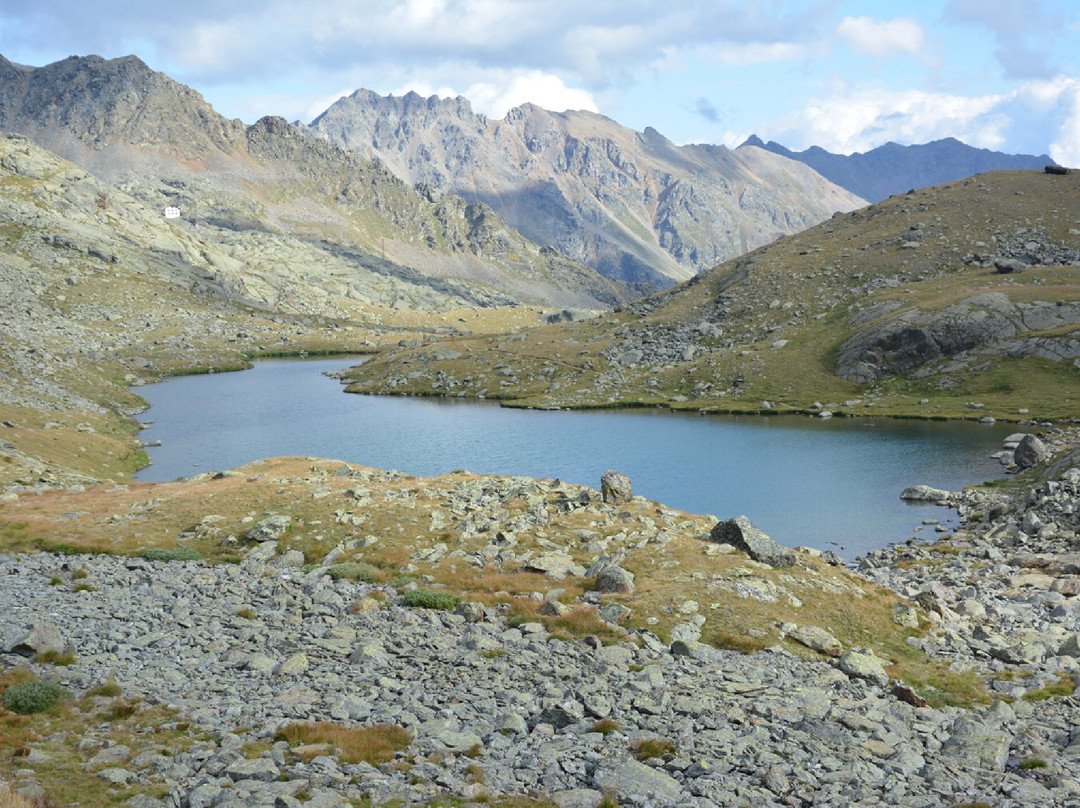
[142,547,202,562]
[401,588,461,610]
[1023,675,1075,701]
[34,650,76,667]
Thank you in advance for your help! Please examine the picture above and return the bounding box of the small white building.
[163,206,181,220]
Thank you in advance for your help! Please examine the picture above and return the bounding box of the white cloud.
[704,42,811,68]
[393,71,599,119]
[1022,75,1080,166]
[837,16,924,57]
[764,87,1008,153]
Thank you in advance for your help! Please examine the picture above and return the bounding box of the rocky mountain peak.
[305,90,863,288]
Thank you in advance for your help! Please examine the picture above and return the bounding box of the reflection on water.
[134,358,1012,558]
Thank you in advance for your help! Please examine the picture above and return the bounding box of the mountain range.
[0,54,635,312]
[303,89,863,288]
[740,134,1053,203]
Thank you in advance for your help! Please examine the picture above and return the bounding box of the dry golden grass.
[0,670,194,808]
[274,722,411,765]
[0,788,59,808]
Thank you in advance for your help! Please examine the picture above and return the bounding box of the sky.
[1,0,1079,165]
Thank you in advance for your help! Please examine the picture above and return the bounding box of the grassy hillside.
[341,169,1080,422]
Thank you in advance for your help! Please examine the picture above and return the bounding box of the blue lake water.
[133,357,1014,559]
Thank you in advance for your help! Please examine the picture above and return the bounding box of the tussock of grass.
[34,651,76,667]
[1023,675,1076,702]
[85,680,122,698]
[633,737,677,760]
[592,718,621,735]
[274,722,411,765]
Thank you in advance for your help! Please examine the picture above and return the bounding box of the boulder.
[1014,434,1049,469]
[900,485,951,502]
[788,625,842,657]
[245,514,292,542]
[524,552,579,580]
[838,649,891,686]
[600,470,633,504]
[596,565,635,594]
[593,757,682,805]
[4,620,69,657]
[709,516,796,567]
[994,257,1028,274]
[942,718,1011,771]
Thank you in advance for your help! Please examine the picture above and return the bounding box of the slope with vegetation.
[342,169,1080,422]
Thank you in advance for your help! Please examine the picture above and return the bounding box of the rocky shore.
[3,429,1080,807]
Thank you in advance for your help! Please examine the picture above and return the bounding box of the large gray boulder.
[900,485,951,502]
[710,516,796,567]
[600,470,633,504]
[1014,434,1049,469]
[245,514,292,542]
[596,565,636,594]
[4,620,69,657]
[942,718,1011,771]
[593,757,682,805]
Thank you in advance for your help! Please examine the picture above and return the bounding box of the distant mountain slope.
[0,54,633,311]
[303,90,864,289]
[740,135,1053,202]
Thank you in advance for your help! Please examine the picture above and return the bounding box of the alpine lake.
[133,357,1016,560]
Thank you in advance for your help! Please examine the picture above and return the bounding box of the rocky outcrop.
[837,285,1080,384]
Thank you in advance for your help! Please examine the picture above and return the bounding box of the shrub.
[325,562,376,582]
[401,588,460,611]
[3,680,71,714]
[142,547,202,562]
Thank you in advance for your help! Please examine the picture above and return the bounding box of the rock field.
[5,433,1080,806]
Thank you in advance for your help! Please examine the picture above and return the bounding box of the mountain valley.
[2,51,1080,808]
